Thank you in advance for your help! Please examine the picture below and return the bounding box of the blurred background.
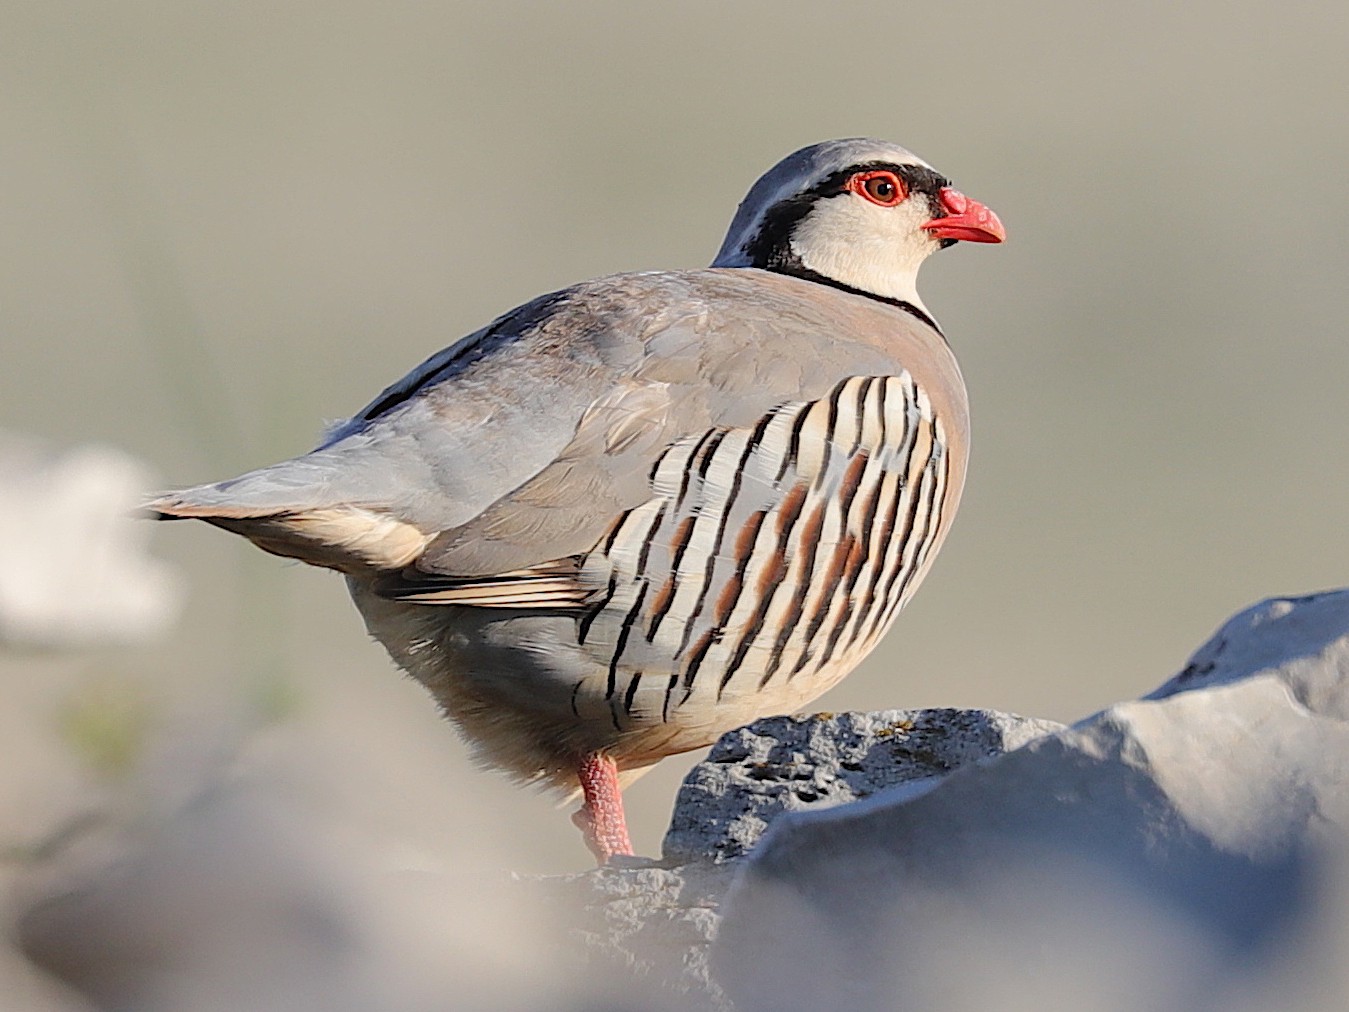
[2,2,1347,1006]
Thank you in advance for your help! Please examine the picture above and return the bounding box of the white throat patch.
[789,192,939,315]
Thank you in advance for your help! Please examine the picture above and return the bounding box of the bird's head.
[712,138,1004,316]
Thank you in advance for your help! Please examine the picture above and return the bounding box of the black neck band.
[774,263,942,333]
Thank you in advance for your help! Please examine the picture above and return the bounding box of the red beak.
[922,187,1006,244]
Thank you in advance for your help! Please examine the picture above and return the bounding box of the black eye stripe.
[812,162,950,201]
[741,161,951,270]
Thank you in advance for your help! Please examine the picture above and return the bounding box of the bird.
[148,138,1004,864]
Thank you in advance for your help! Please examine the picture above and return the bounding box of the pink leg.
[572,752,634,864]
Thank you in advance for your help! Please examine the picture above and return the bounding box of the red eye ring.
[846,170,907,207]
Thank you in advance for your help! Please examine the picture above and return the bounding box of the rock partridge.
[149,138,1004,863]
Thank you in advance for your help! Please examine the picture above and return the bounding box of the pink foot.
[573,753,634,865]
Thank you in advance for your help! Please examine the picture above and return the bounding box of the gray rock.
[662,709,1063,864]
[533,861,738,1011]
[714,590,1349,1012]
[538,708,1059,1009]
[10,703,1055,1012]
[14,759,609,1012]
[26,585,1348,1011]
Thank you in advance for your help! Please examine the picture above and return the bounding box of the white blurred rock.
[715,590,1349,1012]
[0,435,181,648]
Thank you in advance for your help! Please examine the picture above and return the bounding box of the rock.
[532,861,738,1011]
[535,708,1060,1010]
[0,435,181,648]
[20,586,1349,1010]
[714,591,1349,1012]
[662,709,1064,865]
[13,743,606,1012]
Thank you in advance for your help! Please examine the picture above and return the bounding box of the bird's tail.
[146,458,430,573]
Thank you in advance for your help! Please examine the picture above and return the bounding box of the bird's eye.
[847,170,907,207]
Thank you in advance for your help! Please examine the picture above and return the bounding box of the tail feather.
[145,453,361,517]
[146,467,431,573]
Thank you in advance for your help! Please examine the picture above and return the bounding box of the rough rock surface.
[714,590,1349,1012]
[541,708,1060,1009]
[662,708,1064,865]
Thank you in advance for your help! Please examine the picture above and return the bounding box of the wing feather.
[375,556,591,608]
[153,271,963,588]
